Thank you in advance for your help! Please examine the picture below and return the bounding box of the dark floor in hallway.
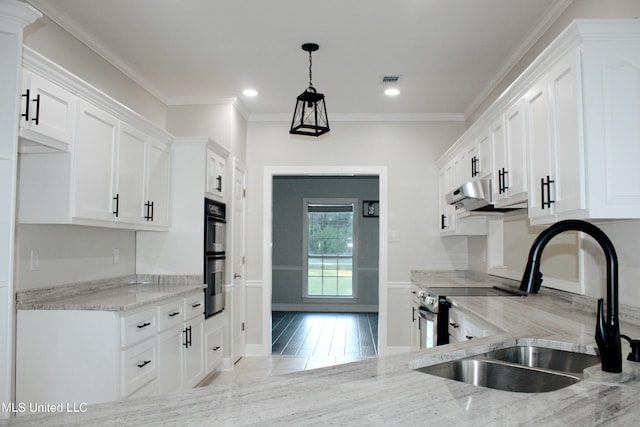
[271,311,378,358]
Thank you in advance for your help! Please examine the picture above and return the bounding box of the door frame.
[261,166,388,356]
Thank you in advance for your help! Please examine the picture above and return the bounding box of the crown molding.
[249,112,465,123]
[27,0,169,103]
[464,0,573,119]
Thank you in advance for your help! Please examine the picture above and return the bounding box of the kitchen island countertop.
[3,273,640,426]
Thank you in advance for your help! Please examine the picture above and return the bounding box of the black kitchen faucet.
[519,219,639,373]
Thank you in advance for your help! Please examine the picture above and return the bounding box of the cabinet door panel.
[146,139,171,227]
[491,116,507,202]
[116,123,147,224]
[504,100,527,200]
[184,317,205,389]
[73,100,117,221]
[551,54,583,215]
[525,80,553,219]
[157,326,184,394]
[20,71,76,150]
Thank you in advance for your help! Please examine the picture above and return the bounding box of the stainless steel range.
[414,286,526,348]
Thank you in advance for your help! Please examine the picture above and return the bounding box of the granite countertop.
[3,273,640,426]
[16,275,205,312]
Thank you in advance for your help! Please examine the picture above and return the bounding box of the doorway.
[267,171,385,362]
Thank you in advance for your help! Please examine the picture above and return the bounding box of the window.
[304,199,356,298]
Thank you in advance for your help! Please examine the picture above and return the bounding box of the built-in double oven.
[204,198,226,318]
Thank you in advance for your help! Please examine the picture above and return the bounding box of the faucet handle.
[621,334,640,362]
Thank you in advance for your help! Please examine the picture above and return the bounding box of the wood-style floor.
[271,311,378,358]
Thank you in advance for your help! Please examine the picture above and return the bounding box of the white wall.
[582,220,640,308]
[23,15,167,127]
[244,120,466,348]
[15,225,135,291]
[167,103,247,163]
[468,0,640,125]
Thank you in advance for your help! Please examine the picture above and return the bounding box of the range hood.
[446,179,525,213]
[446,179,493,211]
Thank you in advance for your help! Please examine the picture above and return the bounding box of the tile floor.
[201,312,379,387]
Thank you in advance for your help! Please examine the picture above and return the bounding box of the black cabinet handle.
[471,156,479,177]
[33,94,40,125]
[449,322,459,329]
[168,311,180,317]
[191,303,201,308]
[440,214,446,230]
[188,326,192,348]
[412,306,416,322]
[183,327,189,348]
[541,176,555,209]
[144,201,154,221]
[113,194,119,217]
[498,168,509,194]
[216,175,222,192]
[136,322,151,329]
[212,346,221,351]
[137,360,151,368]
[21,89,30,120]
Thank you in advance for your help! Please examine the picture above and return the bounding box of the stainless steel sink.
[415,346,600,393]
[416,358,581,393]
[482,346,600,374]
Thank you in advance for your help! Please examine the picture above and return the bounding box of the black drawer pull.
[212,346,221,351]
[191,303,201,308]
[449,322,459,329]
[466,335,475,340]
[168,312,180,317]
[137,360,151,368]
[136,322,151,329]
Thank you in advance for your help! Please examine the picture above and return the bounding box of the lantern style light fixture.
[289,43,330,136]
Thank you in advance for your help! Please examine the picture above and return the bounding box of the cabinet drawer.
[121,338,157,397]
[205,328,223,373]
[185,292,204,320]
[157,298,185,332]
[121,307,157,348]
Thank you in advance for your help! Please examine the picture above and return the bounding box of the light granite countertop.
[15,275,205,312]
[3,273,640,426]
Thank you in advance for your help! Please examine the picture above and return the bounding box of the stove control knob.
[425,296,436,306]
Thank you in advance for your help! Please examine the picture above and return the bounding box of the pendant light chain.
[308,49,314,89]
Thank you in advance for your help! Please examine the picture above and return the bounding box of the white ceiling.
[27,0,571,120]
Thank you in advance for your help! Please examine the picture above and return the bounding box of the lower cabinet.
[448,305,501,343]
[16,290,213,407]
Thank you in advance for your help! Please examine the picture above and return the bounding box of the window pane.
[306,202,354,297]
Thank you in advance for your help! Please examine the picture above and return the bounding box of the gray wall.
[272,176,379,312]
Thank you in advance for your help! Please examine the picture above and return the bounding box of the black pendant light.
[290,43,330,137]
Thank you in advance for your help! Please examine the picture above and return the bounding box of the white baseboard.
[245,343,269,357]
[271,303,378,313]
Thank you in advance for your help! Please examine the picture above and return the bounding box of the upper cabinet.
[19,69,76,153]
[206,149,226,201]
[526,30,640,224]
[437,20,640,228]
[492,100,527,207]
[18,48,172,231]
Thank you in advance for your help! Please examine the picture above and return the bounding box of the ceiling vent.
[381,75,401,84]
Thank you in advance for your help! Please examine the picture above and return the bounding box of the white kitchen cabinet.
[438,162,456,234]
[206,148,226,200]
[157,293,206,393]
[492,100,528,207]
[461,129,492,183]
[145,138,171,227]
[73,98,119,222]
[16,291,206,406]
[448,305,501,343]
[19,69,76,152]
[527,40,640,224]
[115,122,148,225]
[17,49,172,231]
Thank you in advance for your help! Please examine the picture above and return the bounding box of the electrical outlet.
[113,249,119,264]
[30,250,39,271]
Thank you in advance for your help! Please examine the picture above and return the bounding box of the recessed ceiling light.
[243,89,258,97]
[385,88,400,96]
